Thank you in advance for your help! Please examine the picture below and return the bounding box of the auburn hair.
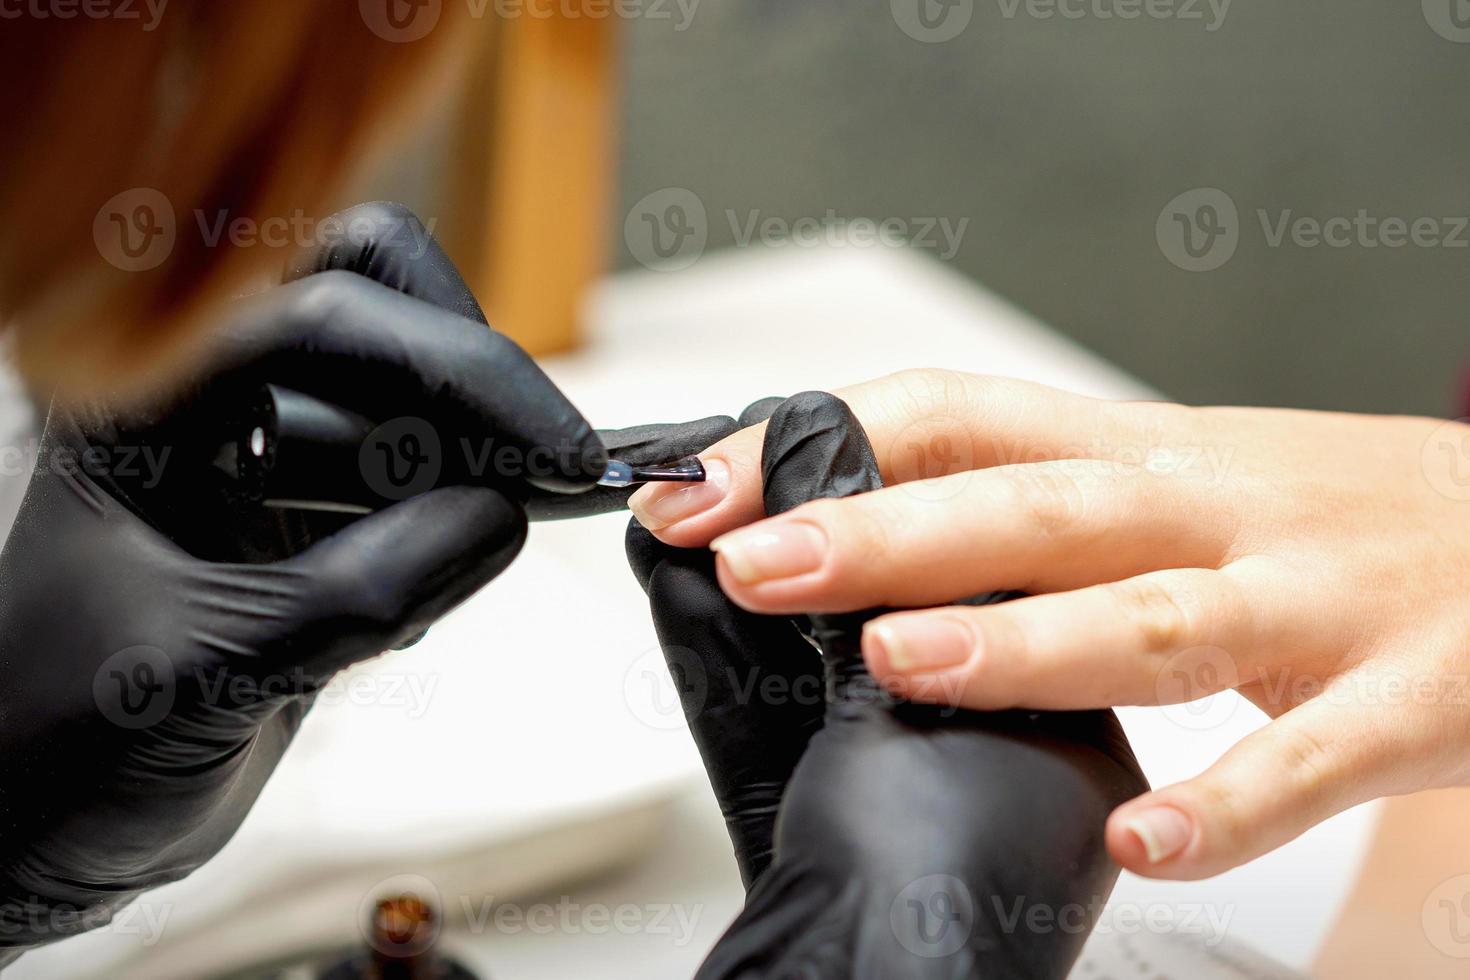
[0,1,474,397]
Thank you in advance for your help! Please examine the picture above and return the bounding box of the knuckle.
[997,465,1091,542]
[889,367,970,405]
[283,269,355,328]
[861,370,998,480]
[1192,727,1339,856]
[881,368,980,426]
[1115,397,1196,440]
[314,559,406,636]
[329,201,427,252]
[1108,576,1199,654]
[1272,724,1338,803]
[337,200,418,228]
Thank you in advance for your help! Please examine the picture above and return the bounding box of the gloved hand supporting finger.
[695,392,1149,980]
[628,522,824,887]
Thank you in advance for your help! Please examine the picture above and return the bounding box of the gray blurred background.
[615,0,1470,416]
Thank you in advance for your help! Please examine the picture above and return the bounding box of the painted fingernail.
[866,617,974,674]
[629,459,730,531]
[710,521,828,585]
[1124,806,1194,864]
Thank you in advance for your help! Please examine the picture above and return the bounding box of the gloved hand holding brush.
[0,202,719,962]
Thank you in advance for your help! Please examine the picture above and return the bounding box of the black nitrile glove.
[627,392,1150,980]
[95,202,609,564]
[625,398,816,889]
[0,202,633,961]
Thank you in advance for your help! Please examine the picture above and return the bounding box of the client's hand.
[629,369,1470,881]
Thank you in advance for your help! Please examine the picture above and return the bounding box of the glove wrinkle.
[760,391,884,517]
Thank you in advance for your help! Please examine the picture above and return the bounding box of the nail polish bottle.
[315,894,480,980]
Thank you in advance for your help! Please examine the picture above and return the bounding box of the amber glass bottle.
[317,894,478,980]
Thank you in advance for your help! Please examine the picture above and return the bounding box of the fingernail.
[1124,806,1194,864]
[866,617,974,674]
[710,521,828,585]
[630,459,730,531]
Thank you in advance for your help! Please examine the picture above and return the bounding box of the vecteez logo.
[360,417,442,501]
[1154,645,1240,731]
[995,0,1231,31]
[1158,188,1470,272]
[0,0,170,31]
[893,0,1230,40]
[1423,874,1470,957]
[93,188,176,273]
[360,0,443,42]
[1423,0,1470,43]
[1156,188,1239,272]
[891,0,974,43]
[890,875,976,958]
[625,188,970,272]
[95,195,442,269]
[1421,418,1470,502]
[92,646,177,730]
[625,188,709,272]
[623,644,707,730]
[361,0,700,39]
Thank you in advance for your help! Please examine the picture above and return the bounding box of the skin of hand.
[628,368,1470,882]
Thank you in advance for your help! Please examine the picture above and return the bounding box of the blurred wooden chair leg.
[445,9,616,356]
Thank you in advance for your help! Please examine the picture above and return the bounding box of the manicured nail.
[866,617,974,674]
[629,459,729,531]
[710,521,828,585]
[1124,806,1194,864]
